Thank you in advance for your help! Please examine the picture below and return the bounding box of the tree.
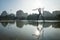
[1,11,8,16]
[27,14,38,20]
[8,13,15,20]
[1,11,8,20]
[1,22,8,27]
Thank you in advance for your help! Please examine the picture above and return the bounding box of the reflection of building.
[52,23,60,28]
[16,20,24,28]
[43,22,52,28]
[16,10,28,19]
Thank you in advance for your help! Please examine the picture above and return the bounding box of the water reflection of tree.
[52,22,60,28]
[28,20,52,28]
[8,20,15,24]
[40,22,52,28]
[16,20,24,28]
[1,22,8,27]
[28,22,38,26]
[28,20,39,26]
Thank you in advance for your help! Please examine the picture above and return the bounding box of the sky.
[0,0,60,15]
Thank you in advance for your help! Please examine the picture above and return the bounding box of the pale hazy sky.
[0,0,60,14]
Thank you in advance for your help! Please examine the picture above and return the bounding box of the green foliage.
[27,14,38,20]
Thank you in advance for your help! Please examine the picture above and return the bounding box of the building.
[16,10,28,19]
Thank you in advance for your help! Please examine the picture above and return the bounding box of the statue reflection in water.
[32,25,43,39]
[32,8,44,40]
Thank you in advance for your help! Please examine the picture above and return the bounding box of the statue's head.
[38,8,41,12]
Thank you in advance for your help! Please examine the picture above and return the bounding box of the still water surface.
[0,20,60,40]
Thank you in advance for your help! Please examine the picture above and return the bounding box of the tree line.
[0,10,60,20]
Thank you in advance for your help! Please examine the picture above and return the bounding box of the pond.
[0,20,60,40]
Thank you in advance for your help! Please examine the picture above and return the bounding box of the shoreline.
[0,20,60,22]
